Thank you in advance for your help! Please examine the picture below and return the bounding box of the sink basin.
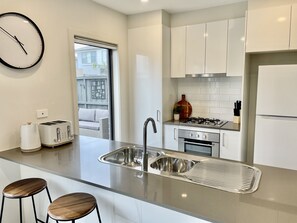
[150,157,196,173]
[99,146,143,168]
[99,146,262,194]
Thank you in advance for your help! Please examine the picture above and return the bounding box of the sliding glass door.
[74,40,114,139]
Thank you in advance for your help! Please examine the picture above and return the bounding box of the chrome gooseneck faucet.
[143,117,157,171]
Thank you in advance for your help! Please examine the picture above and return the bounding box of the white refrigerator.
[254,64,297,170]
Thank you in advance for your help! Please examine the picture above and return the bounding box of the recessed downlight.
[181,193,187,198]
[141,0,149,3]
[277,17,286,22]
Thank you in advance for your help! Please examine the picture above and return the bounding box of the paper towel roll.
[20,123,41,152]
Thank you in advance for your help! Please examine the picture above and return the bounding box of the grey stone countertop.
[1,136,297,223]
[164,121,240,131]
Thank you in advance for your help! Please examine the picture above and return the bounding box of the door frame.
[68,30,118,139]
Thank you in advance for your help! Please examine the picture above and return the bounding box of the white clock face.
[0,12,44,69]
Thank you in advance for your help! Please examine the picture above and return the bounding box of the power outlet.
[36,109,48,119]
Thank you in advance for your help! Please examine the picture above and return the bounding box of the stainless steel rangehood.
[185,73,226,78]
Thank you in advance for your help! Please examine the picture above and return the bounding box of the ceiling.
[92,0,247,15]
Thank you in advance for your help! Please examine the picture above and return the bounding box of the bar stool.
[46,192,102,223]
[0,178,56,223]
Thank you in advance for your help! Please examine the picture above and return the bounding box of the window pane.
[75,42,112,139]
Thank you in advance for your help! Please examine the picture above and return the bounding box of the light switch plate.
[36,109,48,119]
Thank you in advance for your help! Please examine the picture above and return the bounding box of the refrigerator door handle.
[257,115,297,120]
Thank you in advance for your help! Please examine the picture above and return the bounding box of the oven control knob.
[189,133,193,137]
[202,134,207,140]
[196,134,200,138]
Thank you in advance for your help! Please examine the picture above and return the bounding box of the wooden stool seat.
[47,193,100,222]
[0,178,56,223]
[48,193,96,221]
[3,178,47,198]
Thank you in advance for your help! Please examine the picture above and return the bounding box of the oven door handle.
[180,140,215,147]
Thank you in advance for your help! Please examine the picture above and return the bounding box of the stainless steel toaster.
[39,120,74,147]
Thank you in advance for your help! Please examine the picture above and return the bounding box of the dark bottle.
[176,94,192,120]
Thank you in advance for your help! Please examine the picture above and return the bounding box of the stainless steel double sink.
[98,146,262,194]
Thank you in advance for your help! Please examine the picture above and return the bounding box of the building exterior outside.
[75,45,109,110]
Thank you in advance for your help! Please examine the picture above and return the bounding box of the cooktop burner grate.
[182,117,227,127]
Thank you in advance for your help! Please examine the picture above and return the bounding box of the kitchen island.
[0,136,297,223]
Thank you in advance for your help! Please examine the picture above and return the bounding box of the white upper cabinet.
[246,5,291,52]
[171,18,245,77]
[171,26,186,78]
[227,18,245,77]
[290,4,297,49]
[205,20,228,74]
[185,24,206,75]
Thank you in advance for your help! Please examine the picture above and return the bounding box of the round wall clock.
[0,12,45,69]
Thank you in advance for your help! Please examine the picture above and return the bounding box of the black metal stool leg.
[31,196,38,223]
[45,186,58,223]
[95,204,102,223]
[19,198,23,223]
[45,214,49,223]
[0,195,5,223]
[45,186,52,203]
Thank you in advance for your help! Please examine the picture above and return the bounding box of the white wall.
[0,0,128,151]
[128,10,170,29]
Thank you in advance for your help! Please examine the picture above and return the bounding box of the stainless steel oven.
[178,129,220,157]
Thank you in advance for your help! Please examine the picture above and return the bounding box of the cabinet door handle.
[174,128,177,140]
[157,110,161,122]
[222,133,225,147]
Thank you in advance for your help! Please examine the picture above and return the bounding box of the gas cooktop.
[181,117,227,128]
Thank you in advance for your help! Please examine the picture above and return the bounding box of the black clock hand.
[0,26,16,40]
[0,26,25,46]
[1,26,27,55]
[14,35,28,55]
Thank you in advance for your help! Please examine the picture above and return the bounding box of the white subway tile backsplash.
[219,101,234,108]
[210,82,220,88]
[220,88,241,95]
[219,114,234,121]
[219,95,231,101]
[201,87,220,94]
[230,81,242,88]
[229,77,242,83]
[191,103,209,111]
[178,77,242,121]
[210,95,230,101]
[209,95,220,101]
[229,95,242,101]
[196,101,218,107]
[209,107,231,114]
[197,94,210,100]
[218,81,230,88]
